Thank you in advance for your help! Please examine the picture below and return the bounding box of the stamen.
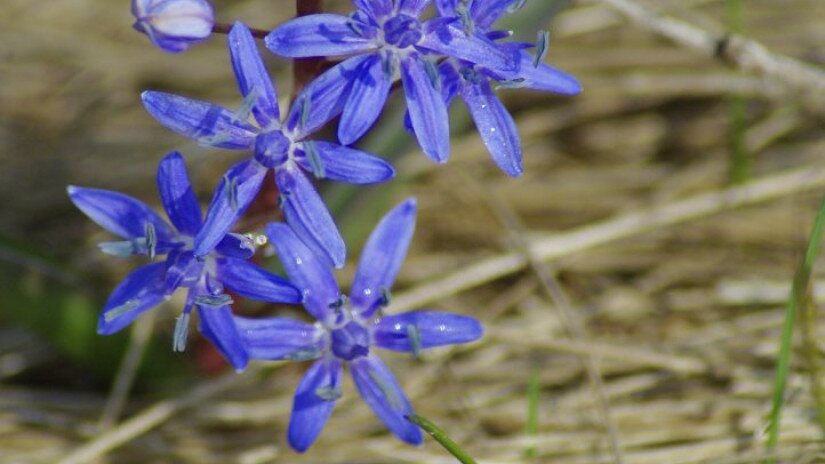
[103,299,141,323]
[534,30,549,68]
[144,222,157,261]
[304,141,326,179]
[380,287,392,307]
[172,312,190,352]
[98,239,142,257]
[495,78,527,90]
[300,95,312,130]
[456,0,475,35]
[423,59,442,92]
[315,385,343,402]
[224,172,239,211]
[195,293,234,308]
[368,368,403,410]
[406,323,422,359]
[507,0,528,13]
[286,347,322,361]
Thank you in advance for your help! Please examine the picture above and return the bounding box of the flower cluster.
[71,0,580,453]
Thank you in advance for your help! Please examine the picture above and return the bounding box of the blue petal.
[216,256,302,303]
[197,303,249,371]
[156,151,203,236]
[276,168,346,269]
[401,55,450,163]
[288,358,343,452]
[354,0,392,20]
[287,56,369,139]
[296,141,395,185]
[373,311,483,352]
[470,0,515,29]
[234,316,323,360]
[141,91,258,150]
[420,18,517,72]
[350,355,422,445]
[68,186,176,242]
[351,199,416,318]
[164,250,202,294]
[265,14,377,58]
[461,80,522,176]
[399,0,431,16]
[435,0,458,16]
[98,262,168,335]
[228,22,281,128]
[507,50,582,94]
[265,222,340,324]
[338,54,392,145]
[194,160,267,257]
[214,233,256,260]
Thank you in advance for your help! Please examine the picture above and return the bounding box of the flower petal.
[399,0,431,16]
[296,141,395,185]
[216,257,302,303]
[288,358,343,452]
[265,222,340,324]
[461,80,522,176]
[234,316,323,360]
[68,186,175,242]
[507,50,582,94]
[350,355,422,445]
[164,250,201,294]
[228,22,281,127]
[338,54,392,145]
[198,304,249,371]
[470,0,515,29]
[276,168,346,269]
[435,0,458,16]
[287,56,369,139]
[373,310,483,352]
[156,151,203,236]
[420,18,516,72]
[214,233,256,260]
[354,0,392,21]
[351,199,416,317]
[194,160,267,257]
[141,91,258,150]
[265,14,377,58]
[401,56,450,163]
[98,262,168,335]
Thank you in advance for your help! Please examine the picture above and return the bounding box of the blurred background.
[4,0,825,462]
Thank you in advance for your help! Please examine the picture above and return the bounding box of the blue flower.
[234,198,483,451]
[265,0,519,162]
[68,152,302,370]
[141,22,395,268]
[421,0,582,176]
[132,0,215,53]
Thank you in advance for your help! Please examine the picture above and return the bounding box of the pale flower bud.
[131,0,215,53]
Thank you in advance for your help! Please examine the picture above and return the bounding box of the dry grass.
[3,0,825,463]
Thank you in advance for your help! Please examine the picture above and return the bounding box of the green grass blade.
[764,192,825,459]
[406,414,477,464]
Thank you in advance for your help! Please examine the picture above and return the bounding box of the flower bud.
[131,0,215,53]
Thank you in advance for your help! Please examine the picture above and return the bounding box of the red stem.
[212,22,269,39]
[292,0,326,96]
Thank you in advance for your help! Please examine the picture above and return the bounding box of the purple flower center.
[382,14,422,49]
[254,130,291,168]
[330,321,370,360]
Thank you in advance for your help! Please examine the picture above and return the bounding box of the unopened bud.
[131,0,215,53]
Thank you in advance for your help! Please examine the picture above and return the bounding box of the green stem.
[406,414,477,464]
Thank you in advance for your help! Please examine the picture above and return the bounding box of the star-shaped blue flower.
[234,198,483,451]
[141,22,395,269]
[265,0,519,162]
[423,0,582,176]
[68,151,302,370]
